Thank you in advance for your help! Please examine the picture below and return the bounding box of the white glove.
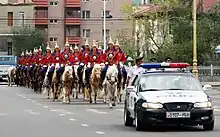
[105,62,108,65]
[61,64,64,67]
[80,63,84,66]
[43,65,47,67]
[51,63,54,66]
[76,62,79,65]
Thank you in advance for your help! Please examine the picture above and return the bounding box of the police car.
[124,62,214,131]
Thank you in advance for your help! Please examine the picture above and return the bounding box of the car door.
[128,77,140,117]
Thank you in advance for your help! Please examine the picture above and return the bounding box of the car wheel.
[203,121,214,131]
[124,107,133,126]
[135,110,145,131]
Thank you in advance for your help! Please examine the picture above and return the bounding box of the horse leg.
[94,88,97,104]
[113,85,118,107]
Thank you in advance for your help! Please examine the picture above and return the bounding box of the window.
[82,29,90,37]
[82,10,90,19]
[66,8,81,18]
[49,1,58,6]
[35,9,48,18]
[18,12,24,26]
[8,12,13,26]
[102,29,110,37]
[102,10,110,17]
[66,25,80,37]
[49,37,58,41]
[49,19,57,23]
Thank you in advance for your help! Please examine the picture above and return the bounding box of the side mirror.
[126,86,136,92]
[203,84,213,91]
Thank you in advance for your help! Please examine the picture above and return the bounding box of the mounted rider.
[114,39,127,89]
[100,36,117,86]
[61,38,72,65]
[36,46,44,66]
[77,39,90,84]
[85,40,102,87]
[69,44,82,65]
[41,43,53,73]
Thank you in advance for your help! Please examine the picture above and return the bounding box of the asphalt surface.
[1,85,220,137]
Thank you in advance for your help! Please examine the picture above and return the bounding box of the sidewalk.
[201,82,220,87]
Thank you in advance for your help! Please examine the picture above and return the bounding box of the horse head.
[92,64,101,79]
[106,65,118,83]
[64,65,73,80]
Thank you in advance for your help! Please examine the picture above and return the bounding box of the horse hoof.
[89,101,92,104]
[112,103,116,106]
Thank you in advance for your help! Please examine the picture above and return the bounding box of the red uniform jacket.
[69,52,82,65]
[26,56,32,65]
[82,50,91,65]
[42,54,54,65]
[36,54,44,65]
[115,50,126,63]
[90,51,101,66]
[103,49,117,65]
[52,52,65,64]
[62,51,71,64]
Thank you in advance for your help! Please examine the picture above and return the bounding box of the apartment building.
[0,1,34,55]
[33,0,81,48]
[81,0,132,45]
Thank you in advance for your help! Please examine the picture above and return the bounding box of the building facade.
[33,0,80,48]
[81,0,132,45]
[0,2,34,55]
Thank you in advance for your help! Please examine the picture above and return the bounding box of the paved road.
[1,86,220,137]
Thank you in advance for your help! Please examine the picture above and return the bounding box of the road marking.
[215,108,220,112]
[36,103,43,106]
[50,109,75,115]
[27,98,31,101]
[59,114,65,116]
[86,109,109,114]
[22,96,26,99]
[81,124,89,127]
[43,106,48,108]
[69,118,76,121]
[0,113,8,116]
[18,95,22,97]
[31,101,36,103]
[116,109,123,112]
[24,109,40,115]
[95,131,105,135]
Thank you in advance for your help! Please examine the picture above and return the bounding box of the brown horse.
[61,65,73,104]
[89,64,102,103]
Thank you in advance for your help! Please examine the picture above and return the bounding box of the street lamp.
[192,0,198,78]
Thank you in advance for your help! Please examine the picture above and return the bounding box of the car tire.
[135,110,145,131]
[203,121,214,131]
[124,107,133,126]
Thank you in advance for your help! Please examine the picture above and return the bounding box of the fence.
[190,66,220,82]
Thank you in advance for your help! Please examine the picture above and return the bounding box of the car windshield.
[139,74,203,91]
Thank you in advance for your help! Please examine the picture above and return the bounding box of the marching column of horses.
[8,37,127,108]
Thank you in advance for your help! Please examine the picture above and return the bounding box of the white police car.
[124,63,214,131]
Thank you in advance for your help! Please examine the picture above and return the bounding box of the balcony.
[32,0,48,7]
[35,9,48,25]
[65,0,80,7]
[65,25,80,44]
[65,8,81,25]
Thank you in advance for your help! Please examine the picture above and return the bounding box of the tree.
[11,25,45,55]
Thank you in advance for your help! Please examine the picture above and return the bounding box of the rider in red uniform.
[61,39,72,65]
[114,39,127,89]
[52,42,65,64]
[36,47,44,65]
[85,40,101,86]
[42,43,54,66]
[69,44,82,65]
[100,36,117,85]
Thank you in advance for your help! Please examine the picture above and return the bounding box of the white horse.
[7,66,16,87]
[61,65,73,103]
[103,64,119,108]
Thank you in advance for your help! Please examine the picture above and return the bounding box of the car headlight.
[142,102,163,109]
[194,101,212,108]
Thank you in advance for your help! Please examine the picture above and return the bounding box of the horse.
[51,63,61,101]
[72,64,79,99]
[80,64,89,101]
[89,64,102,103]
[42,65,53,99]
[61,65,73,103]
[7,66,17,87]
[103,64,119,108]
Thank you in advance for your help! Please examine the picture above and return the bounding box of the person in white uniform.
[126,56,145,86]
